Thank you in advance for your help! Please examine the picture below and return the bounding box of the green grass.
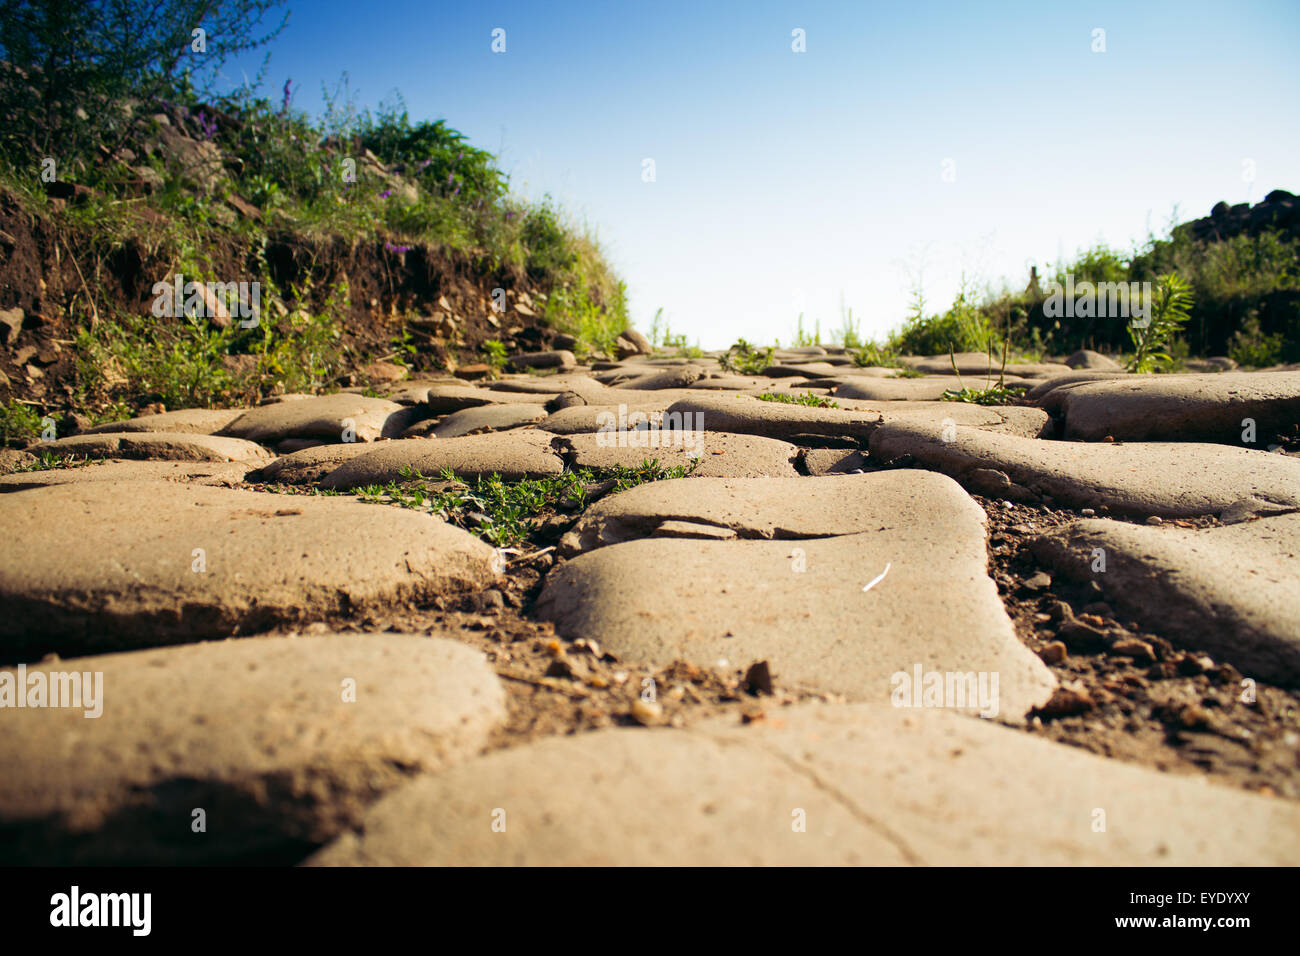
[10,452,93,473]
[940,384,1027,406]
[757,391,840,408]
[720,339,775,375]
[349,460,697,548]
[0,400,45,445]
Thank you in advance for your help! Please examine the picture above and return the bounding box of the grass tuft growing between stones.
[757,391,840,409]
[351,459,697,548]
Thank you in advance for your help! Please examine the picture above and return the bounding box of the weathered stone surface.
[320,430,564,489]
[834,376,1032,402]
[245,442,375,484]
[869,421,1300,518]
[663,393,1049,443]
[430,404,548,438]
[1025,371,1133,409]
[594,366,703,390]
[907,353,1071,378]
[1065,349,1122,370]
[423,384,562,413]
[660,394,880,443]
[0,482,496,657]
[1032,514,1300,684]
[35,431,272,463]
[219,393,406,444]
[1058,372,1300,444]
[83,407,244,435]
[0,460,250,492]
[556,431,799,478]
[800,448,867,475]
[308,701,1298,866]
[0,634,505,864]
[508,349,575,370]
[541,472,1054,713]
[538,402,685,435]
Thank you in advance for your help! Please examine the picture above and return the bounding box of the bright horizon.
[226,0,1300,349]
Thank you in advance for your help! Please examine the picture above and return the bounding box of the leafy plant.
[720,339,774,374]
[0,400,45,445]
[1127,273,1194,373]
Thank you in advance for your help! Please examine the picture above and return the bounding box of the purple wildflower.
[379,189,393,199]
[281,78,293,113]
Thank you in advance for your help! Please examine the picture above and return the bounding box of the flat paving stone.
[906,353,1071,377]
[1058,372,1300,444]
[430,404,548,438]
[595,366,704,389]
[35,431,272,463]
[834,376,1033,402]
[869,421,1300,518]
[1032,514,1300,685]
[557,431,799,478]
[0,481,497,659]
[306,701,1299,866]
[663,393,1049,443]
[0,460,251,492]
[540,472,1054,714]
[1065,349,1123,370]
[0,633,505,864]
[245,442,376,484]
[83,408,245,435]
[422,384,563,413]
[319,430,564,490]
[218,393,407,444]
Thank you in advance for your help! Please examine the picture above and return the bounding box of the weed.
[1127,274,1194,373]
[720,339,775,375]
[757,391,839,408]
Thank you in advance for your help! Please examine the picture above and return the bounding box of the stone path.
[2,349,1298,865]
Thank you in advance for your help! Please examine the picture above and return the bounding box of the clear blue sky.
[225,0,1300,348]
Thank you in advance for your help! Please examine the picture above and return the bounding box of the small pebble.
[1146,516,1163,525]
[1038,641,1068,665]
[631,698,664,726]
[1080,508,1096,516]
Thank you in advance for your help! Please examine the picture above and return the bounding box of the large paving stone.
[1065,349,1123,370]
[1032,514,1300,685]
[834,376,1032,402]
[423,384,564,413]
[0,634,505,864]
[218,393,407,443]
[1025,371,1134,409]
[559,471,958,551]
[595,366,704,389]
[245,442,376,484]
[83,407,245,435]
[319,430,564,489]
[35,431,272,463]
[869,420,1300,518]
[557,431,799,478]
[431,403,548,438]
[0,460,251,492]
[0,482,497,658]
[907,353,1071,377]
[1058,372,1300,444]
[540,472,1054,714]
[663,393,1049,443]
[307,701,1299,866]
[539,402,686,435]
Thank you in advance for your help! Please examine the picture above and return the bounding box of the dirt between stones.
[250,478,1300,805]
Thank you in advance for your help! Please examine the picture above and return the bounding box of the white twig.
[862,562,891,593]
